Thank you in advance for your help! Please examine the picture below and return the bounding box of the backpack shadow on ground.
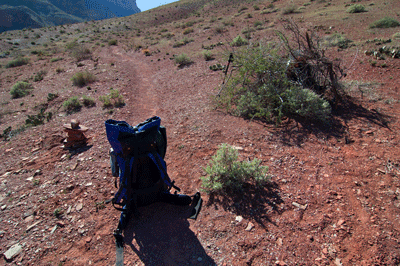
[123,202,215,265]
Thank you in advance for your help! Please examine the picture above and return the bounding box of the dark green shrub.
[10,81,33,99]
[82,95,96,107]
[25,108,52,126]
[5,57,29,68]
[201,143,269,194]
[347,4,366,13]
[183,28,194,35]
[47,93,58,102]
[33,70,47,82]
[174,54,193,67]
[108,39,118,46]
[203,50,214,61]
[369,17,400,29]
[63,96,82,114]
[99,89,124,108]
[282,4,297,14]
[71,71,97,87]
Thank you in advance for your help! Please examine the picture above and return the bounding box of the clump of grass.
[63,96,82,114]
[231,35,248,47]
[393,32,400,39]
[183,28,194,35]
[369,17,400,29]
[50,57,63,62]
[66,41,92,61]
[172,37,193,48]
[33,70,47,82]
[108,39,118,46]
[71,71,97,87]
[324,33,353,49]
[201,143,269,194]
[26,108,52,126]
[10,81,33,99]
[99,89,125,108]
[347,4,367,13]
[202,50,214,61]
[282,4,298,14]
[174,53,193,67]
[53,208,63,218]
[5,57,29,68]
[82,95,96,107]
[47,93,58,102]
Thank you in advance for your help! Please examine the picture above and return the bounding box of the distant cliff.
[0,0,141,33]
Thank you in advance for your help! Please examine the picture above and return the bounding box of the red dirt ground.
[1,0,400,265]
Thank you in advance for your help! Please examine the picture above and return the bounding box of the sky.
[136,0,178,12]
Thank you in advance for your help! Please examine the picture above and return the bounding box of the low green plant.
[347,4,366,13]
[63,96,82,114]
[10,81,33,99]
[99,89,124,108]
[369,17,400,29]
[231,35,248,47]
[201,143,269,194]
[282,4,297,14]
[183,28,194,35]
[25,108,52,126]
[33,70,47,82]
[50,57,63,62]
[393,32,400,39]
[174,53,193,67]
[108,39,118,46]
[82,95,96,107]
[47,93,58,101]
[53,208,63,218]
[202,50,214,61]
[66,41,92,61]
[71,71,97,87]
[5,57,29,68]
[323,33,353,49]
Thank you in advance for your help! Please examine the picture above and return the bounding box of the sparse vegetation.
[5,57,29,68]
[231,35,248,47]
[282,4,298,14]
[25,108,52,126]
[203,50,214,61]
[369,17,400,29]
[324,33,353,49]
[82,95,96,107]
[10,81,33,99]
[174,53,193,67]
[66,41,92,61]
[347,4,366,13]
[33,70,47,82]
[108,39,118,46]
[201,143,269,194]
[63,96,82,114]
[99,89,125,108]
[47,93,58,102]
[71,71,97,87]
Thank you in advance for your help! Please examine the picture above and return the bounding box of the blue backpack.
[105,116,202,265]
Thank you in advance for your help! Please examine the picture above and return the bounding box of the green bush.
[183,28,194,35]
[201,143,269,194]
[108,39,118,46]
[231,35,248,47]
[324,33,353,49]
[25,108,52,126]
[33,70,47,82]
[82,95,96,107]
[202,50,214,61]
[347,4,366,13]
[71,71,97,87]
[63,96,82,114]
[369,17,400,29]
[47,93,58,102]
[99,89,124,108]
[174,54,193,67]
[10,81,33,99]
[66,41,92,61]
[218,44,332,124]
[5,57,29,68]
[282,4,297,14]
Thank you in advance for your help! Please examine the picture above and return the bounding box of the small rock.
[235,216,243,223]
[335,258,343,266]
[76,203,83,211]
[337,219,345,226]
[307,235,314,242]
[4,243,23,261]
[85,237,92,243]
[24,215,34,223]
[292,202,308,210]
[275,260,287,266]
[50,225,58,234]
[276,238,283,246]
[26,221,41,232]
[245,222,254,231]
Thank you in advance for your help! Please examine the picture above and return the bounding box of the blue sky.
[136,0,178,12]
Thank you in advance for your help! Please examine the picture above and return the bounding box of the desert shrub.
[203,50,214,61]
[50,57,63,62]
[82,95,96,107]
[10,81,33,99]
[55,67,64,73]
[71,71,97,87]
[218,41,333,124]
[201,143,269,194]
[369,17,400,29]
[183,28,194,35]
[282,4,297,14]
[324,33,353,49]
[174,53,193,67]
[108,39,118,46]
[393,32,400,39]
[231,35,248,47]
[347,4,366,13]
[172,37,193,48]
[47,93,58,102]
[25,108,52,126]
[63,96,82,114]
[99,89,124,108]
[33,70,47,82]
[66,41,92,61]
[5,57,29,68]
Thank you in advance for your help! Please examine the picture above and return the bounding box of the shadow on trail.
[207,181,283,228]
[124,202,215,266]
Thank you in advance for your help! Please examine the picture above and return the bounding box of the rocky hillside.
[0,0,140,33]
